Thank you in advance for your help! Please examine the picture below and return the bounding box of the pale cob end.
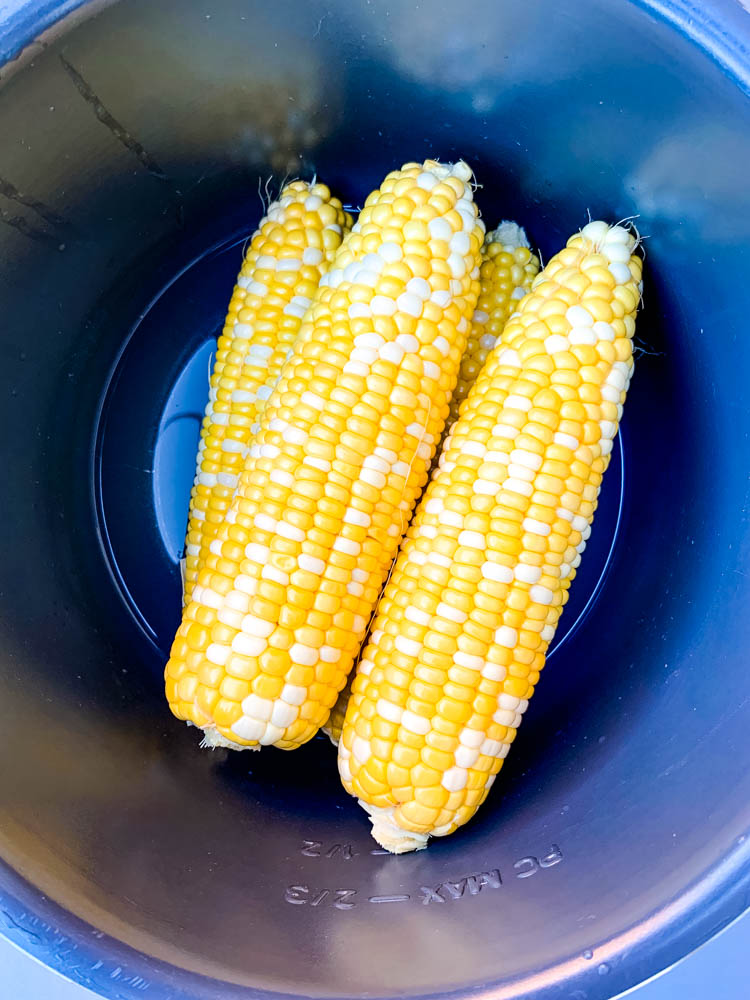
[362,802,430,853]
[485,220,530,249]
[338,220,642,851]
[183,181,352,604]
[166,159,485,751]
[199,727,257,750]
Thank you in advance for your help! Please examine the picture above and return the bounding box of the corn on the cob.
[165,159,485,751]
[338,220,641,852]
[323,221,540,747]
[450,222,539,425]
[183,182,351,603]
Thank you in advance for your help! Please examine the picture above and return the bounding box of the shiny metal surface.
[1,2,749,999]
[4,905,750,999]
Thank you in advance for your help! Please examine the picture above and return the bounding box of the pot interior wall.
[0,1,749,998]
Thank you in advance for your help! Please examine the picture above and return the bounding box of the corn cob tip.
[361,803,430,854]
[199,727,256,751]
[485,220,530,250]
[579,219,638,254]
[421,158,474,184]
